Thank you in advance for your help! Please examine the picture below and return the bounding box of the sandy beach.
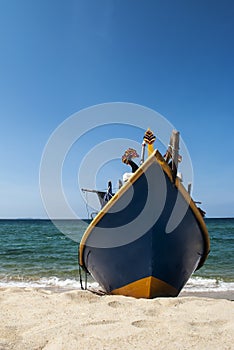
[0,288,233,350]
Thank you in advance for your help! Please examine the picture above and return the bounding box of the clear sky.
[0,0,233,218]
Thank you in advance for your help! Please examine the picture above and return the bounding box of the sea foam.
[0,275,233,292]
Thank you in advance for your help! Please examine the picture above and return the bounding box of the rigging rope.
[82,189,90,220]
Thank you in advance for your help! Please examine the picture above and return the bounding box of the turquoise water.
[195,218,233,281]
[0,220,85,287]
[0,218,233,291]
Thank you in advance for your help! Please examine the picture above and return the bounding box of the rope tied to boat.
[78,248,88,290]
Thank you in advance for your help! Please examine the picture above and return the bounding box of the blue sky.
[0,0,233,218]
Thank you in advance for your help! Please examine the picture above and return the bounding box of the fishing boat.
[78,129,210,298]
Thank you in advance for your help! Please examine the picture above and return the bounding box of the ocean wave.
[0,276,98,290]
[184,276,234,292]
[0,276,233,292]
[0,276,80,289]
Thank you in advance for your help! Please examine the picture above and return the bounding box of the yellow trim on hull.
[79,151,158,266]
[111,276,179,299]
[154,151,210,268]
[79,149,210,269]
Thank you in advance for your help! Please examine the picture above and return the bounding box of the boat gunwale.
[79,149,210,269]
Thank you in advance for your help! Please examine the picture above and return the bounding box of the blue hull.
[79,151,209,298]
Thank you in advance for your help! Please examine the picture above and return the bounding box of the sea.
[0,218,233,293]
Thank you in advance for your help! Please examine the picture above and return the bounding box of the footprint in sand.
[107,300,123,308]
[82,320,117,326]
[131,320,155,328]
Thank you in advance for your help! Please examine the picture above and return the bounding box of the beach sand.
[0,288,233,350]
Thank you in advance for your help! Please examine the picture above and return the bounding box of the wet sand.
[180,290,234,301]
